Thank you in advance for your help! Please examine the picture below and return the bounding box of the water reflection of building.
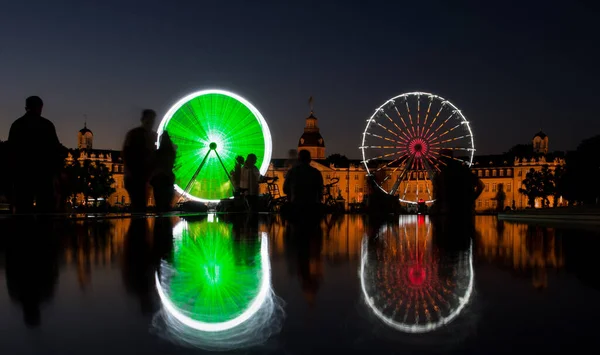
[63,218,131,289]
[475,216,564,289]
[265,215,365,262]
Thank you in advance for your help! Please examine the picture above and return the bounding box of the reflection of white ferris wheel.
[360,216,474,333]
[361,92,475,204]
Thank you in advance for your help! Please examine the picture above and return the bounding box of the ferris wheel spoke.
[421,159,437,201]
[399,163,414,201]
[431,123,461,142]
[420,96,434,137]
[362,149,405,163]
[404,100,417,137]
[439,153,472,165]
[384,112,410,141]
[426,111,458,141]
[375,153,410,173]
[364,132,404,145]
[415,160,421,200]
[424,154,442,173]
[374,120,407,142]
[442,147,476,152]
[423,102,446,139]
[434,134,472,146]
[416,94,421,136]
[392,104,413,140]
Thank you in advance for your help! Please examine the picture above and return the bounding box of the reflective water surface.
[1,214,599,354]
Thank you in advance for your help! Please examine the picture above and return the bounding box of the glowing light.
[359,217,474,333]
[157,89,272,203]
[156,221,271,332]
[360,92,475,204]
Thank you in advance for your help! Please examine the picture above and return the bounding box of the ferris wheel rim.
[156,89,273,203]
[360,91,475,203]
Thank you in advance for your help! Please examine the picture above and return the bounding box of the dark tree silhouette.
[325,153,349,168]
[504,143,535,159]
[519,168,543,208]
[562,135,600,205]
[63,159,115,208]
[552,165,566,207]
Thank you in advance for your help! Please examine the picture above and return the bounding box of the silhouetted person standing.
[7,96,64,214]
[240,153,262,212]
[151,131,176,213]
[230,155,244,197]
[283,150,324,219]
[123,109,157,213]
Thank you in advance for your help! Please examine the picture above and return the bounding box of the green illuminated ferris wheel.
[157,90,272,203]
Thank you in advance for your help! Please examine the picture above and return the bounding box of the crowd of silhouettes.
[4,96,327,218]
[2,97,178,214]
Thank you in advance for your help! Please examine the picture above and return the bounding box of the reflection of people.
[284,219,323,308]
[7,96,65,214]
[151,131,176,213]
[123,109,158,213]
[5,220,59,327]
[283,150,324,217]
[122,216,173,314]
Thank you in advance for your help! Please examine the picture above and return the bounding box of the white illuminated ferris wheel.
[360,92,475,204]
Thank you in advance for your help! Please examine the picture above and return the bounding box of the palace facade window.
[485,183,489,192]
[492,170,497,177]
[507,183,512,192]
[508,169,512,176]
[485,170,489,177]
[478,170,482,177]
[492,183,497,192]
[500,169,504,177]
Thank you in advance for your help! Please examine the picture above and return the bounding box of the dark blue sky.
[1,0,598,158]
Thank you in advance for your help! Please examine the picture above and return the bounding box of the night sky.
[1,0,598,158]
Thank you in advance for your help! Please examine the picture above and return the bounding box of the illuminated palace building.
[264,112,565,212]
[66,124,132,206]
[68,114,563,211]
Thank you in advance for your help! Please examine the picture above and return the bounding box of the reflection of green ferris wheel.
[157,90,272,202]
[156,219,270,332]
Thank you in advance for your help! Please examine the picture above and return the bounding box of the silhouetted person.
[285,149,298,173]
[283,150,324,219]
[7,96,65,214]
[240,153,274,212]
[122,109,158,213]
[230,155,244,197]
[151,131,176,213]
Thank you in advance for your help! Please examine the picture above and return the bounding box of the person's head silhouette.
[298,149,311,165]
[246,153,257,166]
[25,96,43,116]
[141,109,156,130]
